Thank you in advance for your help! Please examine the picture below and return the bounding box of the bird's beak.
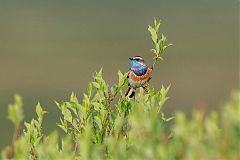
[129,57,133,60]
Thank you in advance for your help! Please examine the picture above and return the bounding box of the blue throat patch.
[130,60,147,73]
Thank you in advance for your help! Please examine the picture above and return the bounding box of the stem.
[72,112,82,156]
[7,124,20,159]
[29,147,37,160]
[72,131,78,156]
[151,57,159,70]
[110,80,127,101]
[101,91,111,143]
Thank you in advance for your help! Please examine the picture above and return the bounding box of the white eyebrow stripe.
[133,56,144,61]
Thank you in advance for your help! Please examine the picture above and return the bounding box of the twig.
[72,132,78,157]
[29,147,37,160]
[7,124,20,159]
[151,57,159,70]
[72,113,82,156]
[101,91,111,143]
[110,79,127,101]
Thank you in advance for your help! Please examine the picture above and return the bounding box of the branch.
[148,19,171,70]
[7,124,20,159]
[29,147,37,160]
[151,57,158,70]
[101,91,112,143]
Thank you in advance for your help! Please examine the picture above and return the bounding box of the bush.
[1,69,240,160]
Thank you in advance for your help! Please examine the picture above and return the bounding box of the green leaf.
[70,92,79,104]
[7,94,24,126]
[166,116,174,122]
[94,116,102,130]
[83,94,90,107]
[36,103,43,118]
[92,102,102,111]
[57,124,68,133]
[55,101,61,110]
[67,103,78,115]
[62,107,72,123]
[148,25,158,44]
[118,70,124,85]
[92,82,100,89]
[154,18,161,32]
[78,105,86,121]
[87,83,93,97]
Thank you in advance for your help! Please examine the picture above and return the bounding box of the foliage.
[7,94,24,127]
[1,69,240,159]
[148,18,172,60]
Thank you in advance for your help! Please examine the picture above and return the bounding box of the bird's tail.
[129,91,135,98]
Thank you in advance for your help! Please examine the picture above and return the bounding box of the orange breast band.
[130,68,152,81]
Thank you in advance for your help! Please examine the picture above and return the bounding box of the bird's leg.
[129,89,135,98]
[147,76,152,83]
[132,89,136,100]
[142,85,148,93]
[125,87,131,97]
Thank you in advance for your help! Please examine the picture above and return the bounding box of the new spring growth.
[148,18,172,68]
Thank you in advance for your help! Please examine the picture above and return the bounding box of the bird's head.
[129,56,146,67]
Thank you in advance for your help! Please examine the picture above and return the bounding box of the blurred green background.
[0,0,238,149]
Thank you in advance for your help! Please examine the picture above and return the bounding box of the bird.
[125,56,153,98]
